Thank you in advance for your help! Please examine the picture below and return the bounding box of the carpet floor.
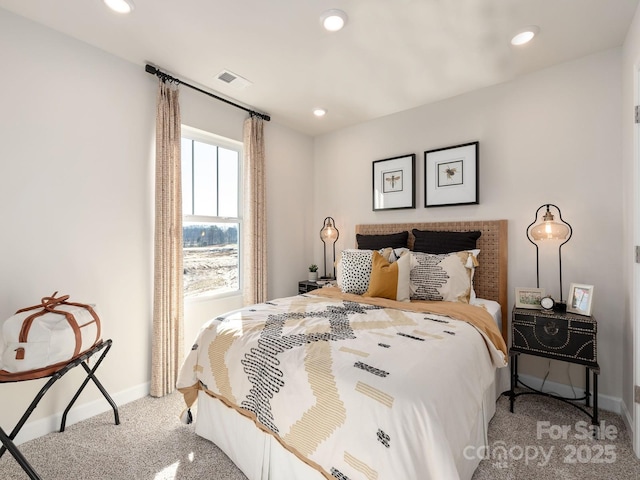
[1,391,639,479]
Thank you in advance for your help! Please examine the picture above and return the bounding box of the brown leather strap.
[64,301,102,347]
[18,310,47,344]
[15,292,70,315]
[16,293,101,358]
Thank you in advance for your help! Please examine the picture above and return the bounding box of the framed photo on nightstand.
[515,287,545,309]
[567,283,594,316]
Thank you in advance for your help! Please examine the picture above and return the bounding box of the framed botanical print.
[424,141,479,207]
[372,154,416,211]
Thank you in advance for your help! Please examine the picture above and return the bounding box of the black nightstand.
[509,307,599,425]
[298,280,320,294]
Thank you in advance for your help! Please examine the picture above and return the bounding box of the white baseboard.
[620,399,634,440]
[518,373,621,414]
[13,381,150,446]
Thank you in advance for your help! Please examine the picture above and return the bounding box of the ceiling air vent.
[216,70,252,90]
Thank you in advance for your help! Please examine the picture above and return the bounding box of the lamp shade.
[530,211,570,240]
[320,217,339,279]
[320,218,339,243]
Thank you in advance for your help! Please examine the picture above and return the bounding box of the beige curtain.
[242,115,267,305]
[151,80,184,397]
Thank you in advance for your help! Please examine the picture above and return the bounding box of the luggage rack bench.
[0,339,119,480]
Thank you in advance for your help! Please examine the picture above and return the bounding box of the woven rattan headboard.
[355,220,508,341]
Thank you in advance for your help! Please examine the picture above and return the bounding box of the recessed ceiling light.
[320,9,348,32]
[103,0,135,14]
[511,26,539,46]
[313,108,327,117]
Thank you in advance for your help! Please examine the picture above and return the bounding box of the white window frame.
[181,125,243,301]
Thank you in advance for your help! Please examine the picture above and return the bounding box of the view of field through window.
[182,131,241,298]
[183,223,239,298]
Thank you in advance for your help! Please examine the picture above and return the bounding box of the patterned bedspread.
[177,289,507,480]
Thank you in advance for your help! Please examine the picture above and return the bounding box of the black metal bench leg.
[0,427,42,480]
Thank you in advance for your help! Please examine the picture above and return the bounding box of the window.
[181,126,242,298]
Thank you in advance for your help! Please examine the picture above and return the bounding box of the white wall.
[314,49,624,403]
[0,7,313,442]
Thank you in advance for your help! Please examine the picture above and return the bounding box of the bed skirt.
[194,366,509,480]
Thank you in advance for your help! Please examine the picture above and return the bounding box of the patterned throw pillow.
[379,247,410,263]
[340,249,374,294]
[409,250,478,303]
[337,248,410,291]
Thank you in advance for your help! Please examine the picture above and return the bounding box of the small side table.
[509,307,599,425]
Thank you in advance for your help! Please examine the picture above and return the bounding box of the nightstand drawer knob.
[544,321,559,336]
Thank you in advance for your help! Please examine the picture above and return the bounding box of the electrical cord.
[539,360,578,399]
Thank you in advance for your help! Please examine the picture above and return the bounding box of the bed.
[177,220,509,480]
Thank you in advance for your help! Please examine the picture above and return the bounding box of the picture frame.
[424,141,479,207]
[515,287,545,309]
[372,154,416,211]
[566,283,594,316]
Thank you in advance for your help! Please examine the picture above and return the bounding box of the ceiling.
[1,0,638,136]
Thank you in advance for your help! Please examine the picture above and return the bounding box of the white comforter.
[177,290,507,480]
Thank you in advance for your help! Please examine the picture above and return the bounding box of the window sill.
[185,289,242,305]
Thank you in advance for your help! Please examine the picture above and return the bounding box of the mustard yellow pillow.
[363,251,411,302]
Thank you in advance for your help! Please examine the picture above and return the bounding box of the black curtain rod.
[145,64,270,122]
